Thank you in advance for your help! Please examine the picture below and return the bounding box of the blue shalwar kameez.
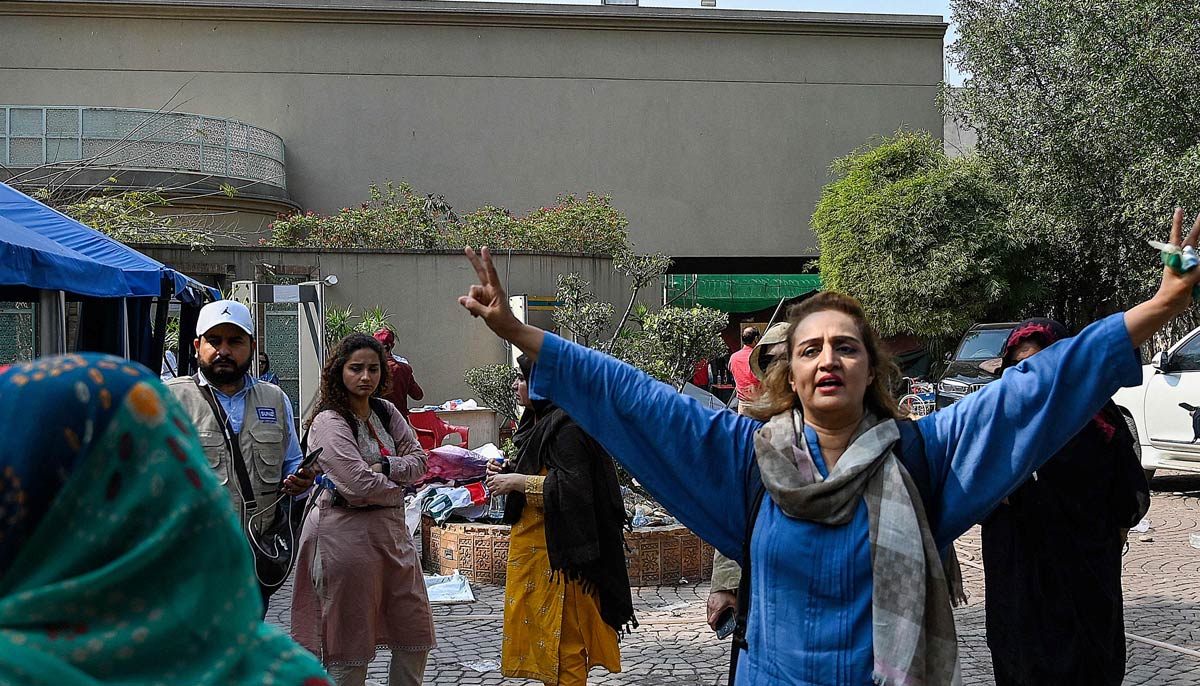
[528,313,1142,685]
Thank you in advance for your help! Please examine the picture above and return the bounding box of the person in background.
[727,326,761,407]
[457,200,1199,685]
[291,333,434,686]
[486,354,635,686]
[0,354,330,686]
[708,322,790,633]
[691,359,711,391]
[160,348,179,381]
[373,328,424,418]
[982,318,1150,686]
[166,300,314,612]
[258,352,281,385]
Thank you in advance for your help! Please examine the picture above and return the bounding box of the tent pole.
[121,298,131,359]
[37,289,67,356]
[151,282,170,376]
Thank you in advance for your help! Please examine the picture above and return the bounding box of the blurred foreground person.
[0,354,329,686]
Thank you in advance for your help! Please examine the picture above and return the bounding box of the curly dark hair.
[307,332,391,430]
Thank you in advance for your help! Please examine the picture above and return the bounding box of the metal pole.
[121,298,131,359]
[766,297,787,330]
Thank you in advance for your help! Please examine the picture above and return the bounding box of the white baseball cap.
[196,300,255,338]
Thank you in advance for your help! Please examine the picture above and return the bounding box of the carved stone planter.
[421,515,714,587]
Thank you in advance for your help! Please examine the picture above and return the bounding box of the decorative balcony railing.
[0,106,287,190]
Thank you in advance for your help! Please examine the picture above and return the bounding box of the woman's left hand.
[1125,209,1200,347]
[1152,209,1200,312]
[281,467,315,496]
[486,473,527,495]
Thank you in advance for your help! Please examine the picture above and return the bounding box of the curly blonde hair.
[742,292,902,422]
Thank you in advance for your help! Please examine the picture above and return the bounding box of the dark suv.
[935,322,1017,409]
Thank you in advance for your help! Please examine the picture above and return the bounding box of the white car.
[1113,326,1200,478]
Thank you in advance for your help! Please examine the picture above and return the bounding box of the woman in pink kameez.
[291,333,435,686]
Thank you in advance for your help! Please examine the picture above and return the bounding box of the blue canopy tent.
[0,181,220,371]
[0,182,218,303]
[0,215,134,297]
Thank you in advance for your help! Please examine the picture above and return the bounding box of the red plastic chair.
[408,409,469,451]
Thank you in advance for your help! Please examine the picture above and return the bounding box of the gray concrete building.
[0,0,947,264]
[0,0,947,407]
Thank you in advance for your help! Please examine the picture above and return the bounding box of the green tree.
[35,187,219,250]
[946,0,1200,336]
[812,130,1029,343]
[463,364,521,426]
[322,304,394,349]
[551,273,616,347]
[552,270,727,389]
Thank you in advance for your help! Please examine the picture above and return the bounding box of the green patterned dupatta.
[0,354,330,686]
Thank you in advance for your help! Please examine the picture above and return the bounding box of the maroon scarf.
[1002,319,1116,441]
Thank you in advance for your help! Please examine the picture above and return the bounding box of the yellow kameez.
[501,472,622,685]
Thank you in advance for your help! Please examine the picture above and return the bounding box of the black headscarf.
[504,356,637,635]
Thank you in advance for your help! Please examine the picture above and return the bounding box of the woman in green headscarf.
[0,353,330,686]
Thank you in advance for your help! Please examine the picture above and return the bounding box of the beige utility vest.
[168,377,290,535]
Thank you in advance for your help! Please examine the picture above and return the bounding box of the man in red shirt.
[727,326,760,404]
[373,328,425,418]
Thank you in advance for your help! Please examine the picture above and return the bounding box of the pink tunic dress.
[291,400,436,666]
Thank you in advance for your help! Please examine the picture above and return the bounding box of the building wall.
[140,245,633,406]
[943,114,978,158]
[0,0,946,259]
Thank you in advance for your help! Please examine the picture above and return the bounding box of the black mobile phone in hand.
[715,607,737,640]
[299,447,323,472]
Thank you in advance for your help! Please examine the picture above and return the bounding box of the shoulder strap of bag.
[728,461,766,686]
[192,375,258,515]
[369,397,391,429]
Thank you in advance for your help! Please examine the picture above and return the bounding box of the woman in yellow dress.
[486,355,636,685]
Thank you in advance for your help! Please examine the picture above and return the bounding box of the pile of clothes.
[405,443,507,552]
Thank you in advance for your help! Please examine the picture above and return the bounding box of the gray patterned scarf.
[753,409,962,686]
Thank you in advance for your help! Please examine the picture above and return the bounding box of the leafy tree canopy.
[812,130,1030,340]
[946,0,1200,331]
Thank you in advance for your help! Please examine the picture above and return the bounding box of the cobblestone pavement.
[268,472,1200,685]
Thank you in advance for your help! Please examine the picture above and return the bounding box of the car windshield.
[955,328,1011,360]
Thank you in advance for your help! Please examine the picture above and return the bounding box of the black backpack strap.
[191,375,258,516]
[728,461,766,686]
[369,397,392,430]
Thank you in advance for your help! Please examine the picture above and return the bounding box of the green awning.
[665,274,822,313]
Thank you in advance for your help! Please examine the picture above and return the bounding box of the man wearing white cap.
[166,300,314,611]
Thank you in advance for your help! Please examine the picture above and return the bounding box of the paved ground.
[268,472,1200,685]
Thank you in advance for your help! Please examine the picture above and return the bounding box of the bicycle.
[898,377,936,417]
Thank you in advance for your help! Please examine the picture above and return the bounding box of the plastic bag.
[422,485,490,524]
[474,442,505,463]
[405,485,440,557]
[425,571,476,604]
[422,445,489,482]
